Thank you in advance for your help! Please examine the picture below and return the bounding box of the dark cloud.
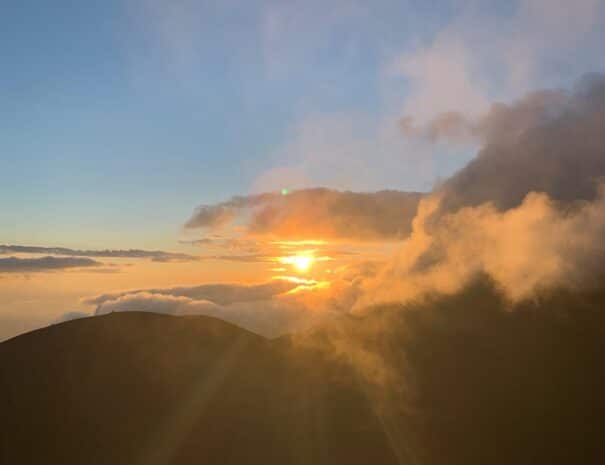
[420,74,605,213]
[185,188,424,241]
[0,256,102,273]
[0,245,198,262]
[356,74,605,307]
[401,89,570,145]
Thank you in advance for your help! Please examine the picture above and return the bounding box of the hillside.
[0,312,398,465]
[2,280,605,465]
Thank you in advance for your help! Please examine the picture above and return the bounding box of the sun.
[292,255,313,272]
[280,254,314,273]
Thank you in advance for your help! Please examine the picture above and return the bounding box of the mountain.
[0,312,399,465]
[2,279,605,465]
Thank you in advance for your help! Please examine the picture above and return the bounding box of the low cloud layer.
[0,256,102,273]
[0,245,198,262]
[85,279,299,307]
[185,188,423,241]
[87,279,335,337]
[359,187,605,308]
[93,292,331,338]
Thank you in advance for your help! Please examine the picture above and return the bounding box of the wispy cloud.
[0,245,198,262]
[0,256,102,273]
[393,0,605,131]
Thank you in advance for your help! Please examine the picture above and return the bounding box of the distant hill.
[2,279,605,465]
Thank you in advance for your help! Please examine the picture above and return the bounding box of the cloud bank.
[0,245,198,262]
[88,279,335,337]
[185,188,423,241]
[0,256,102,273]
[85,280,300,307]
[438,75,605,212]
[359,73,605,307]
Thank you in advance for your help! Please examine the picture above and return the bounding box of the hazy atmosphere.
[3,0,605,341]
[2,2,605,464]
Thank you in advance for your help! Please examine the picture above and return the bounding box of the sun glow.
[280,254,315,272]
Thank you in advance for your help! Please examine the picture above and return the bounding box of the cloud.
[0,245,198,262]
[0,256,102,273]
[439,74,605,212]
[84,279,300,307]
[89,280,339,338]
[252,1,605,197]
[393,0,605,131]
[354,74,605,307]
[185,188,423,241]
[177,75,605,315]
[399,74,605,210]
[357,188,605,308]
[393,34,490,126]
[46,75,605,343]
[257,112,445,193]
[83,270,377,337]
[400,112,476,144]
[94,293,326,338]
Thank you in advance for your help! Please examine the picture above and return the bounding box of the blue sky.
[2,0,604,249]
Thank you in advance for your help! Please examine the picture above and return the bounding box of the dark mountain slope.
[0,312,398,465]
[2,280,605,465]
[296,279,605,465]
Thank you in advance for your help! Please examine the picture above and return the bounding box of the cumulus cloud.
[354,74,605,307]
[0,245,198,262]
[0,256,102,273]
[357,188,605,308]
[439,74,605,212]
[185,188,423,241]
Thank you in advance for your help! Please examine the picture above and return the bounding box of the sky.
[1,0,445,248]
[2,0,605,340]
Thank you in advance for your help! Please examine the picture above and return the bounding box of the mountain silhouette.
[2,278,605,464]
